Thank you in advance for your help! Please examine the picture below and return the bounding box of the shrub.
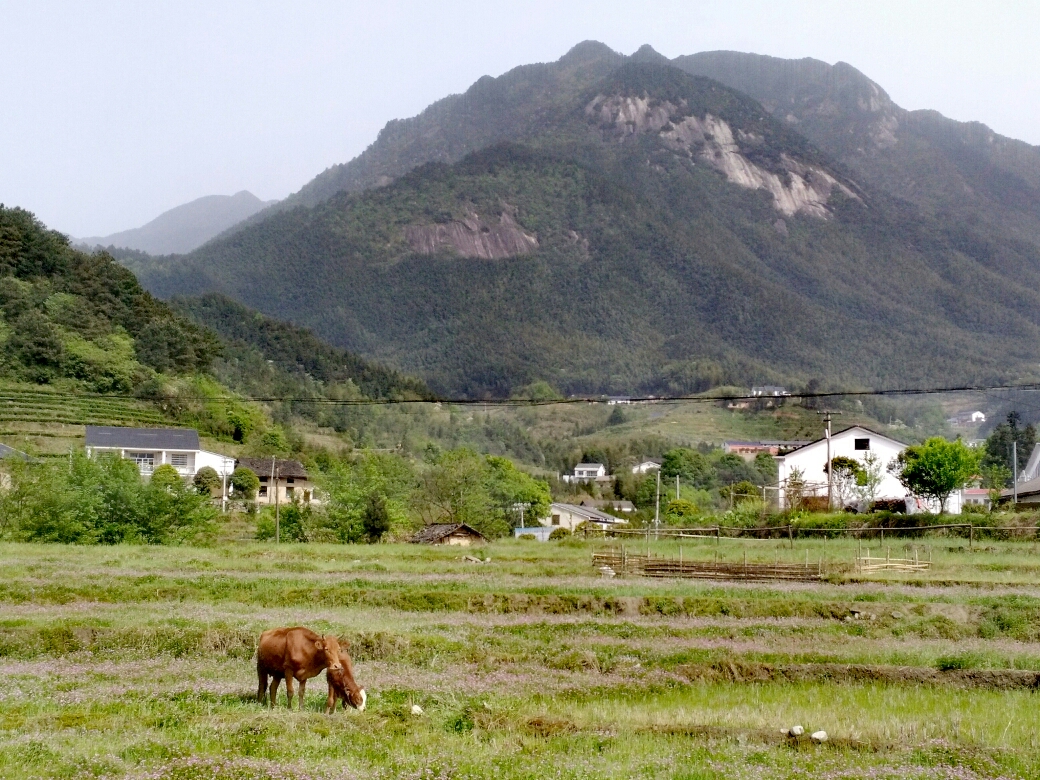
[255,503,310,542]
[229,467,259,500]
[193,466,221,495]
[517,533,537,540]
[548,527,571,540]
[871,498,907,513]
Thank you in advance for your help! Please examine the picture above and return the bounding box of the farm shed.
[409,523,487,546]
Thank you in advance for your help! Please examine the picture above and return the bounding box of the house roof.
[575,463,605,469]
[1019,444,1040,483]
[775,426,906,459]
[551,502,625,524]
[578,498,636,511]
[1004,474,1040,499]
[0,443,31,461]
[85,426,200,451]
[409,523,487,544]
[236,457,309,479]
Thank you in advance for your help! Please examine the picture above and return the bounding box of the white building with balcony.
[561,463,611,484]
[84,426,234,481]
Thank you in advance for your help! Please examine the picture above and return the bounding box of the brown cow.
[256,627,344,710]
[325,647,367,713]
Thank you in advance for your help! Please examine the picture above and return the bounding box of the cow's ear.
[341,640,351,650]
[314,640,324,651]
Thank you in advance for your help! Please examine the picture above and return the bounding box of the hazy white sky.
[2,1,1038,237]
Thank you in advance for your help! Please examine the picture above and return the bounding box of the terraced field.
[3,538,1040,779]
[0,384,171,456]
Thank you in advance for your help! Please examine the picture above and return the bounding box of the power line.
[1,380,1039,407]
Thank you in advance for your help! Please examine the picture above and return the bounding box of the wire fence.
[589,523,1040,550]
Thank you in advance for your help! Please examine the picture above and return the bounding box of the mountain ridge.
[131,59,1040,397]
[78,190,276,255]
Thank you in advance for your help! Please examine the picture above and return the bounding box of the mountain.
[78,191,275,255]
[132,57,1040,398]
[671,51,1040,246]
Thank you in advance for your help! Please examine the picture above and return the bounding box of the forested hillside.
[133,61,1040,397]
[0,206,218,391]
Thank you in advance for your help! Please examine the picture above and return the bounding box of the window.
[286,487,294,498]
[286,478,294,484]
[258,476,268,482]
[303,490,311,503]
[259,486,267,497]
[551,514,561,526]
[170,453,188,468]
[854,438,870,450]
[127,452,155,473]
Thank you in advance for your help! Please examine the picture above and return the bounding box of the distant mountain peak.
[78,191,275,255]
[560,40,621,64]
[630,44,669,64]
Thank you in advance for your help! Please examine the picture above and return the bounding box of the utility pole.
[818,410,842,511]
[221,457,230,514]
[654,468,661,539]
[270,455,279,544]
[1013,441,1019,506]
[676,474,680,501]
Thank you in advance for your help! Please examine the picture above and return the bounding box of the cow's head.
[314,635,344,672]
[328,646,367,712]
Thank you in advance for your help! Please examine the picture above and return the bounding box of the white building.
[544,503,627,532]
[85,426,234,482]
[775,426,962,514]
[562,463,610,484]
[947,410,986,427]
[631,460,661,475]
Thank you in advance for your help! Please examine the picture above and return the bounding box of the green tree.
[982,412,1036,482]
[484,455,551,529]
[6,314,64,381]
[416,449,549,538]
[319,452,415,543]
[825,456,862,508]
[193,466,222,495]
[229,467,260,500]
[891,438,980,514]
[720,480,760,506]
[854,452,884,506]
[661,448,714,488]
[418,448,495,533]
[980,462,1012,508]
[140,464,217,543]
[362,492,392,542]
[664,498,699,525]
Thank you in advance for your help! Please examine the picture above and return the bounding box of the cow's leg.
[268,677,280,709]
[284,674,295,710]
[257,667,269,705]
[326,684,336,714]
[298,677,307,711]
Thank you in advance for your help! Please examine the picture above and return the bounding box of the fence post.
[789,524,793,549]
[716,526,721,546]
[969,524,973,551]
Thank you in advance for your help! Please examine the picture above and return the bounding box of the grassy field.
[3,537,1040,779]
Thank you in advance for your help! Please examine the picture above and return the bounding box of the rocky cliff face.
[404,209,538,259]
[586,93,858,218]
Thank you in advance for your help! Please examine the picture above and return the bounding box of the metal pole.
[676,474,680,501]
[270,455,279,544]
[1013,441,1019,506]
[654,469,661,539]
[825,414,832,510]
